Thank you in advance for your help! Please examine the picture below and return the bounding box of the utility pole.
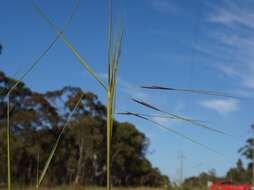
[178,151,185,185]
[180,152,183,184]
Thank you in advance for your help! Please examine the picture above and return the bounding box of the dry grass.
[0,186,167,190]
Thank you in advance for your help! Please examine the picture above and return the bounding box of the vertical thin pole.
[107,0,112,189]
[36,152,40,190]
[7,96,11,190]
[252,127,254,186]
[106,91,112,190]
[180,152,183,185]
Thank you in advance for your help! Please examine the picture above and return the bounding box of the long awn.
[5,1,80,189]
[33,1,122,190]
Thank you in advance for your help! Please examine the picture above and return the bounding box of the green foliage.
[239,135,254,161]
[32,2,122,190]
[182,170,217,190]
[0,70,169,187]
[0,186,169,190]
[182,123,254,190]
[225,159,250,183]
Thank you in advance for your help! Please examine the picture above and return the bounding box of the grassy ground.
[0,186,168,190]
[0,185,209,190]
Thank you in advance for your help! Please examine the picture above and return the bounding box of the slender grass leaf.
[107,0,112,86]
[5,3,80,189]
[7,97,11,190]
[117,112,203,121]
[118,112,223,156]
[142,85,239,99]
[32,2,107,91]
[131,98,161,112]
[37,94,84,188]
[5,0,80,98]
[131,98,233,136]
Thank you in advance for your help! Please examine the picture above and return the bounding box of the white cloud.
[152,116,171,125]
[217,64,241,78]
[150,0,179,14]
[200,99,238,114]
[208,1,254,29]
[199,0,254,90]
[117,78,149,99]
[98,72,149,99]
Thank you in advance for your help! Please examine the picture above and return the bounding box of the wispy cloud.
[151,101,186,126]
[149,0,179,14]
[200,99,239,114]
[208,0,254,29]
[201,0,254,90]
[152,116,171,125]
[98,73,149,99]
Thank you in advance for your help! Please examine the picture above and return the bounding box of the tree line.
[0,70,170,187]
[182,127,254,189]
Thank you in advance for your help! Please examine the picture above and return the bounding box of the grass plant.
[4,2,80,190]
[4,1,239,190]
[33,1,122,190]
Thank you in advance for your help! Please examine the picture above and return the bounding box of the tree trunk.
[74,139,84,185]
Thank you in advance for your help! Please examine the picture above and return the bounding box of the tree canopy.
[0,70,170,187]
[182,124,254,189]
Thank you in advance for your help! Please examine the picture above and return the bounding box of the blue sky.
[1,0,254,182]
